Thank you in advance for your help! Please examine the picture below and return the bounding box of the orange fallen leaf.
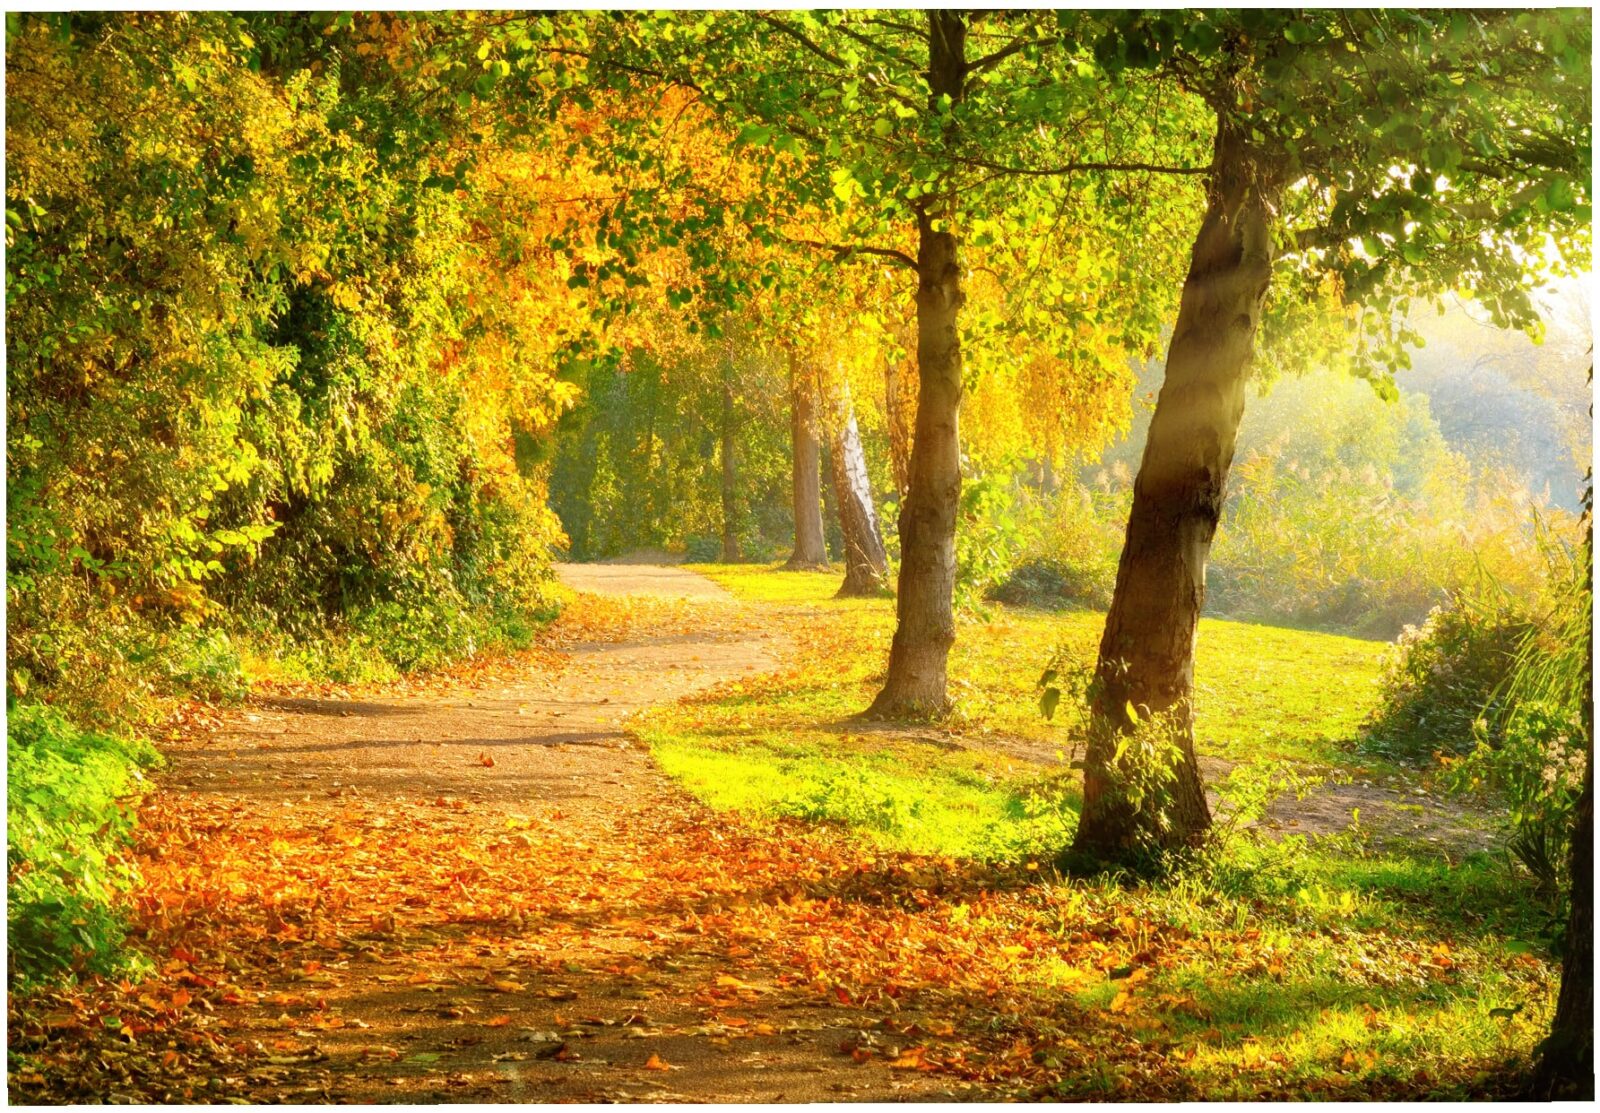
[490,980,525,993]
[485,1015,512,1027]
[477,753,495,768]
[643,1052,672,1071]
[889,1047,928,1070]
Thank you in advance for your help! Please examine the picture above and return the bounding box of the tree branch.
[753,13,851,71]
[964,36,1059,92]
[955,153,1214,177]
[784,236,917,269]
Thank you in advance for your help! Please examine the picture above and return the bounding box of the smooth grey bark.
[868,11,967,717]
[1073,120,1279,855]
[785,354,829,570]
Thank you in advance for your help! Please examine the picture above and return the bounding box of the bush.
[1362,595,1533,761]
[683,534,722,562]
[7,705,159,983]
[955,472,1039,616]
[1442,528,1589,898]
[775,766,923,834]
[996,480,1126,610]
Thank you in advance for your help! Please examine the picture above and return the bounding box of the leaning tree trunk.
[867,11,966,717]
[829,385,889,596]
[786,354,829,570]
[1073,120,1278,856]
[720,359,739,563]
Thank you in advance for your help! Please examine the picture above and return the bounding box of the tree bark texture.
[1073,119,1279,855]
[720,361,739,563]
[829,385,888,596]
[785,354,829,570]
[870,10,966,713]
[868,11,966,717]
[885,341,916,500]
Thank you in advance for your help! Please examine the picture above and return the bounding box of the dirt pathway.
[15,565,971,1104]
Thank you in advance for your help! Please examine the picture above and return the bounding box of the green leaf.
[871,117,893,138]
[1283,20,1316,45]
[1040,687,1061,721]
[1545,177,1576,212]
[736,123,772,148]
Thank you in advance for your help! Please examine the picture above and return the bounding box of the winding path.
[120,563,955,1103]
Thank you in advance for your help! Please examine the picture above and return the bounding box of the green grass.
[640,563,1555,1095]
[640,563,1387,861]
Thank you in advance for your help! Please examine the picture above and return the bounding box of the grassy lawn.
[639,562,1386,860]
[628,562,1556,1096]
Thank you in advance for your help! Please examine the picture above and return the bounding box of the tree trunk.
[829,384,888,596]
[785,353,829,570]
[885,342,915,500]
[720,359,739,563]
[868,12,967,718]
[1073,119,1278,856]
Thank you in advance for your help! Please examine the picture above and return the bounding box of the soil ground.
[26,564,965,1103]
[10,562,1501,1104]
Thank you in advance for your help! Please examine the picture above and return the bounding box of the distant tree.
[559,10,1198,715]
[784,352,830,570]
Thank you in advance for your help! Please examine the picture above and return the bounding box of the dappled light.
[7,9,1592,1104]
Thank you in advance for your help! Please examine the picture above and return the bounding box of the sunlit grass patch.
[1149,954,1552,1097]
[646,565,1389,855]
[688,561,888,610]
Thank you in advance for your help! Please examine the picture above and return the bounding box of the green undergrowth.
[641,563,1556,1093]
[7,704,161,984]
[7,590,564,985]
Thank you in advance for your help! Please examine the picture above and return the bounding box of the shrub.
[7,705,159,983]
[683,534,722,562]
[775,766,923,833]
[1442,527,1589,897]
[955,472,1039,616]
[996,479,1126,610]
[1362,595,1533,761]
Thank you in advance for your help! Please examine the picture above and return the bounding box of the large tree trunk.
[884,340,915,500]
[867,11,966,718]
[720,359,739,563]
[785,354,829,570]
[829,385,888,596]
[1072,120,1277,856]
